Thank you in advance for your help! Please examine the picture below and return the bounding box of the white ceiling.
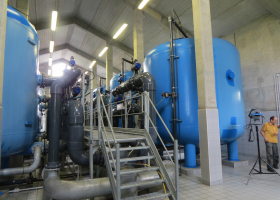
[9,0,271,73]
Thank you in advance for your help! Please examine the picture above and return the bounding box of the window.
[51,63,71,77]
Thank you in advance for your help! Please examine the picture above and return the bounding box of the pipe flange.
[31,142,44,154]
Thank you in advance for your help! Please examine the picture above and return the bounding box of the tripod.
[246,125,280,185]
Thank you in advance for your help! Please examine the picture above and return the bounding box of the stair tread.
[112,166,159,175]
[105,137,146,143]
[121,179,164,190]
[122,192,171,200]
[108,146,150,152]
[109,156,154,163]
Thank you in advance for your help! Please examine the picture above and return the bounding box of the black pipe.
[47,69,81,168]
[173,21,188,38]
[67,101,102,166]
[168,16,178,140]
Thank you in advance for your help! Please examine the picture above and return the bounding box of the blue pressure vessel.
[144,38,245,167]
[1,6,39,159]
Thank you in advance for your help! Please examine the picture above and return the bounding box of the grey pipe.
[111,72,157,141]
[43,163,174,200]
[0,147,41,176]
[47,69,81,168]
[67,101,102,166]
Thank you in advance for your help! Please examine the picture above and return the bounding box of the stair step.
[121,179,164,190]
[108,146,150,152]
[112,166,159,175]
[122,192,171,200]
[105,138,146,143]
[109,156,154,163]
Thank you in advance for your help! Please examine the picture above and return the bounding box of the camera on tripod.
[248,107,264,125]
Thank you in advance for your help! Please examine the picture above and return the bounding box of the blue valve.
[135,63,141,70]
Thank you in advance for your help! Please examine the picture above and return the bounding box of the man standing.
[261,116,279,172]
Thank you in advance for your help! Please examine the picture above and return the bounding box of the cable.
[244,124,255,142]
[156,97,165,106]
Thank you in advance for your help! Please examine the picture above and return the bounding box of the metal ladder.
[94,90,179,200]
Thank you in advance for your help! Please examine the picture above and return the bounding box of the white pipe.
[0,147,41,176]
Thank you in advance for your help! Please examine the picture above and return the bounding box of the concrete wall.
[221,14,280,157]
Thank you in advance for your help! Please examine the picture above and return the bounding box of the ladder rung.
[122,192,171,200]
[109,156,154,163]
[112,166,159,175]
[108,146,150,152]
[121,179,164,190]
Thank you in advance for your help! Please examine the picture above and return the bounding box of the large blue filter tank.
[1,6,39,161]
[144,38,245,167]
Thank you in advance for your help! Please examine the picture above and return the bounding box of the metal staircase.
[89,90,179,200]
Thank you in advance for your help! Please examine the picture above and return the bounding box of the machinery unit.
[144,38,246,167]
[1,6,39,163]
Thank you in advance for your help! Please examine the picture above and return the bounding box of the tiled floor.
[2,155,280,200]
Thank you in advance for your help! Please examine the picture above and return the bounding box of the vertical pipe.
[48,93,62,167]
[81,73,85,122]
[89,89,93,179]
[0,0,7,169]
[125,100,128,128]
[174,140,179,200]
[116,143,121,200]
[121,59,124,76]
[168,16,177,140]
[97,89,101,146]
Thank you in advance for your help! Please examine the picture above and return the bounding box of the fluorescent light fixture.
[48,69,51,75]
[98,47,108,57]
[51,11,58,31]
[77,78,81,82]
[48,57,52,66]
[49,41,54,52]
[89,60,96,68]
[113,23,128,39]
[138,0,149,9]
[85,71,88,74]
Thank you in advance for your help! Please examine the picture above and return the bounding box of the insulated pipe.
[43,163,175,200]
[47,69,81,168]
[0,147,41,176]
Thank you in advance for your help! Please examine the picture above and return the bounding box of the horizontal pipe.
[44,163,175,200]
[0,147,42,176]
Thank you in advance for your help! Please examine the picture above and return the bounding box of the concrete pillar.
[192,0,223,186]
[0,0,7,169]
[106,44,113,91]
[16,0,29,20]
[91,64,97,91]
[133,9,144,68]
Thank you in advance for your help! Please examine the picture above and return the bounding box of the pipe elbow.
[0,147,42,176]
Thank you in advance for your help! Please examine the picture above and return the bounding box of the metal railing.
[87,89,179,199]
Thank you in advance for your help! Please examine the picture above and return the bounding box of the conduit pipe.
[43,163,175,200]
[47,69,81,168]
[0,147,41,176]
[67,100,101,166]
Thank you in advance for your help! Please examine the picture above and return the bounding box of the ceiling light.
[98,47,108,57]
[48,57,52,66]
[89,60,96,68]
[51,11,58,31]
[48,69,51,75]
[49,41,54,52]
[138,0,149,9]
[113,23,128,39]
[85,71,88,74]
[77,78,81,82]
